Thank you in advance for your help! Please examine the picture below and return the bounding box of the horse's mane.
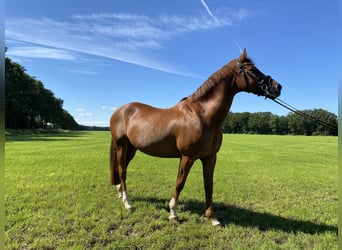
[180,55,254,103]
[187,70,228,102]
[187,57,250,102]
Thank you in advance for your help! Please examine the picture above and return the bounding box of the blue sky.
[5,0,338,126]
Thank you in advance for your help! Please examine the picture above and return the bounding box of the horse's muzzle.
[268,81,282,99]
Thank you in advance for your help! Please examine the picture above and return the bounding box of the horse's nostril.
[277,84,282,91]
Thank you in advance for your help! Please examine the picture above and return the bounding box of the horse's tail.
[110,140,120,185]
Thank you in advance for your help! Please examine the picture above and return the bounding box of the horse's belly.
[135,137,181,158]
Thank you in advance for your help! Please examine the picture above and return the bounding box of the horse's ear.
[238,48,247,62]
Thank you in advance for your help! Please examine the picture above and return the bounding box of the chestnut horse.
[109,49,282,226]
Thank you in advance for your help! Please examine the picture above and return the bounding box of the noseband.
[237,63,273,97]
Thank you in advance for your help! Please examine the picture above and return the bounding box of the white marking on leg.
[116,184,122,198]
[210,218,221,226]
[168,197,178,220]
[122,191,133,211]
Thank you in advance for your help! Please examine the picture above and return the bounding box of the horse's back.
[110,102,168,128]
[110,102,182,156]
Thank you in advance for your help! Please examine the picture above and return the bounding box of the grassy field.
[5,131,338,249]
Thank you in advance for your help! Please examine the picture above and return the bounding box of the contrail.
[229,35,242,53]
[200,0,243,54]
[200,0,219,24]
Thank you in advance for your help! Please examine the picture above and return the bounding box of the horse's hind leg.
[115,145,136,200]
[116,142,136,212]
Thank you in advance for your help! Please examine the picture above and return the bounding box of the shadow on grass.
[132,196,337,235]
[5,130,87,142]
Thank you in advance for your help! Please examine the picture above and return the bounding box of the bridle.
[237,62,274,98]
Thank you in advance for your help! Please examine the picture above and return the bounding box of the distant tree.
[309,109,337,136]
[248,112,272,134]
[269,114,280,134]
[56,110,79,130]
[278,116,289,135]
[223,112,249,133]
[5,56,78,130]
[222,109,336,136]
[287,113,304,135]
[286,109,337,136]
[5,57,32,128]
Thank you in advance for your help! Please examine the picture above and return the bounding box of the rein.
[271,98,338,130]
[238,62,336,130]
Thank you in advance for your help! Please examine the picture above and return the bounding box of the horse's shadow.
[132,196,337,235]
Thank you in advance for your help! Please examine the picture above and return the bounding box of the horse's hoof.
[211,219,221,227]
[127,207,135,213]
[168,215,180,223]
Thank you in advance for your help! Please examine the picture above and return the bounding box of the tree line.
[5,56,79,130]
[223,110,337,136]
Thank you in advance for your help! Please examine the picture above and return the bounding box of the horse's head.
[235,49,282,99]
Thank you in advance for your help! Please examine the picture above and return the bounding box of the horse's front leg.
[169,156,194,221]
[201,154,221,226]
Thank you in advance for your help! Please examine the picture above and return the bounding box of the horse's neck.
[201,80,236,127]
[197,64,238,127]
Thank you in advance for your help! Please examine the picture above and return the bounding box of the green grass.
[5,132,338,249]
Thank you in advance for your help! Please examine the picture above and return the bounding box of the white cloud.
[74,107,109,126]
[72,12,149,22]
[5,8,254,76]
[234,8,253,20]
[6,46,77,60]
[75,108,93,117]
[62,68,99,75]
[101,106,117,111]
[77,120,109,127]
